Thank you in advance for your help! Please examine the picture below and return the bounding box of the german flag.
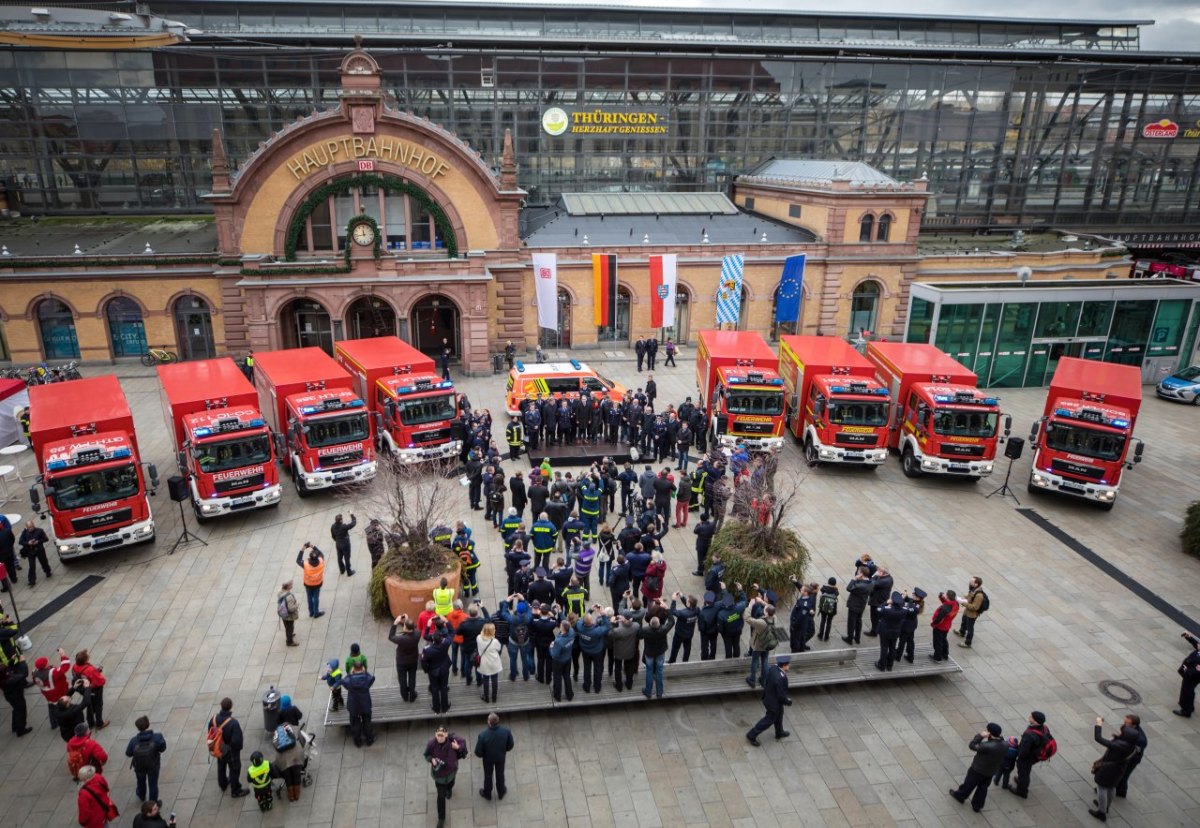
[592,253,617,326]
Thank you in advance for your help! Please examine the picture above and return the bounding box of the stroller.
[273,724,318,799]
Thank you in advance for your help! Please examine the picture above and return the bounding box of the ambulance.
[505,361,626,415]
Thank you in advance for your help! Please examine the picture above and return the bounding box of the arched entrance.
[663,286,691,344]
[769,285,798,341]
[598,287,632,343]
[105,296,146,358]
[346,296,397,339]
[173,295,215,360]
[540,287,573,350]
[280,298,334,354]
[411,294,461,360]
[36,298,80,359]
[848,280,882,337]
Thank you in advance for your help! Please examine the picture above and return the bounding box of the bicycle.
[141,347,178,366]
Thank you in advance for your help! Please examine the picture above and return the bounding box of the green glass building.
[905,279,1200,388]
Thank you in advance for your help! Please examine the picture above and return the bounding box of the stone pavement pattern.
[1,357,1198,828]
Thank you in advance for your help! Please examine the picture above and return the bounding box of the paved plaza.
[1,355,1198,828]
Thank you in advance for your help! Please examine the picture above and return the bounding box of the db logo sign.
[538,266,553,279]
[358,159,375,171]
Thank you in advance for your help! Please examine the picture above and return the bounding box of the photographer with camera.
[295,543,327,619]
[948,723,1007,813]
[425,726,468,828]
[1173,630,1200,718]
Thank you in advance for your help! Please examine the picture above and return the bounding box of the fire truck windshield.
[932,410,998,438]
[196,435,272,473]
[726,390,784,416]
[828,401,889,427]
[306,413,370,448]
[50,463,139,510]
[1045,421,1126,462]
[396,393,456,426]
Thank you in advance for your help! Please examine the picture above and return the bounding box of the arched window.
[290,175,453,256]
[345,296,397,339]
[877,213,892,242]
[173,295,215,360]
[411,294,462,360]
[105,297,146,357]
[848,281,882,337]
[36,298,79,359]
[540,287,573,350]
[859,213,875,243]
[280,298,334,355]
[598,287,631,342]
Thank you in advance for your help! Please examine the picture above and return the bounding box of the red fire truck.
[1027,357,1144,510]
[27,375,159,559]
[865,342,1007,479]
[334,336,463,463]
[253,347,377,497]
[778,335,891,467]
[695,330,786,453]
[158,358,282,520]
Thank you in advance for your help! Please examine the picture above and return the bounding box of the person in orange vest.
[295,543,327,618]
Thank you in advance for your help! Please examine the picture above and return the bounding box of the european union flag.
[774,254,805,324]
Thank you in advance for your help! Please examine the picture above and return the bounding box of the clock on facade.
[350,221,376,247]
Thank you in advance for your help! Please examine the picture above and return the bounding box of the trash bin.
[492,353,503,374]
[262,685,281,733]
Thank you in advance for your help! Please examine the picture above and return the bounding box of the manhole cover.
[1098,680,1142,705]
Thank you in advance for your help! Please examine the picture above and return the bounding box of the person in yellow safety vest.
[295,543,327,618]
[246,750,278,812]
[578,480,601,545]
[690,467,708,513]
[18,407,31,447]
[505,416,524,462]
[454,536,481,600]
[433,577,455,617]
[321,659,345,711]
[561,576,588,618]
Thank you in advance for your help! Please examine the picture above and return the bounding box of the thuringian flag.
[592,253,618,326]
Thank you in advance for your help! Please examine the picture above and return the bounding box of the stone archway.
[409,294,462,361]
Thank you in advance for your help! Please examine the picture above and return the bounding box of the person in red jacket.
[33,647,72,727]
[72,649,109,729]
[76,765,118,828]
[641,551,667,603]
[68,722,109,780]
[929,589,959,662]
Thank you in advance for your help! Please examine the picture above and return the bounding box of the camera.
[430,758,445,772]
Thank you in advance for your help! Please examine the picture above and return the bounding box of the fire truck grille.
[71,507,133,534]
[734,421,773,434]
[320,449,363,467]
[940,443,985,457]
[213,473,265,494]
[1051,458,1105,480]
[835,432,878,446]
[411,428,451,445]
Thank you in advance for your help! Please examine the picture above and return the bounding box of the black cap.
[986,723,1002,737]
[1031,711,1046,725]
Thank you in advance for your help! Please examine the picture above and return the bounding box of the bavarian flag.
[648,253,677,328]
[592,253,618,326]
[715,254,744,325]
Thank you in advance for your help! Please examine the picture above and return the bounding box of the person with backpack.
[745,597,784,687]
[718,584,749,659]
[955,576,988,648]
[124,716,167,804]
[500,597,534,681]
[948,722,1008,813]
[425,725,469,828]
[276,580,299,647]
[1090,716,1140,822]
[929,590,959,662]
[1006,710,1055,799]
[68,722,108,781]
[296,544,327,619]
[697,591,722,661]
[76,765,118,828]
[816,577,839,642]
[206,697,249,798]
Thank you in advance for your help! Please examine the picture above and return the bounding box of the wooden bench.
[324,642,959,726]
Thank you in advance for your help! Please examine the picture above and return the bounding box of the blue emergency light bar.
[1053,407,1129,429]
[395,380,454,395]
[726,376,785,386]
[46,444,132,471]
[829,385,889,396]
[934,394,998,406]
[515,361,525,372]
[193,417,266,438]
[570,359,582,370]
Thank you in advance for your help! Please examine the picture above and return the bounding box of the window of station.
[906,297,935,344]
[1105,300,1156,366]
[987,303,1036,388]
[1147,299,1189,358]
[297,182,445,254]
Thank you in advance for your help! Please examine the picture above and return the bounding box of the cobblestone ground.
[1,356,1198,828]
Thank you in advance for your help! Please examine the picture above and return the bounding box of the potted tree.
[1183,500,1200,559]
[352,457,462,619]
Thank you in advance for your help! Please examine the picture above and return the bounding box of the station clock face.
[351,221,376,246]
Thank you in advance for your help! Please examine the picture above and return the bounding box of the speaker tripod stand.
[170,497,209,554]
[985,455,1021,504]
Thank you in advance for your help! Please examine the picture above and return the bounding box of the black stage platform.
[524,443,636,467]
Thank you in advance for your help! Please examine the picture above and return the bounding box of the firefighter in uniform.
[18,407,32,447]
[454,534,481,599]
[506,416,524,461]
[247,751,278,812]
[578,480,601,546]
[530,513,558,572]
[523,401,542,452]
[430,523,454,549]
[690,464,708,512]
[561,577,588,617]
[500,510,522,545]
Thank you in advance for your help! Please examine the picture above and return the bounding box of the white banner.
[532,252,558,331]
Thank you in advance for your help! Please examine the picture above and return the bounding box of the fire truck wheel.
[193,504,210,524]
[1026,480,1041,496]
[296,474,311,498]
[1098,499,1115,512]
[901,446,922,478]
[803,435,820,467]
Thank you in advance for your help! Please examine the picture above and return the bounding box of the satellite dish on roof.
[1017,266,1033,285]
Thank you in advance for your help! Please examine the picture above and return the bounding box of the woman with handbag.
[424,726,468,828]
[76,765,118,828]
[1089,716,1138,822]
[475,623,503,703]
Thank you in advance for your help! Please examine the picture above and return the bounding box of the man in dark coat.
[1115,713,1147,798]
[745,655,791,746]
[388,616,421,703]
[646,336,659,370]
[634,337,646,372]
[421,631,453,715]
[949,723,1008,813]
[337,662,376,748]
[208,698,249,797]
[1090,717,1138,821]
[18,520,52,585]
[330,513,357,576]
[0,520,16,592]
[873,591,914,671]
[509,473,528,522]
[474,712,515,801]
[692,514,716,576]
[645,375,657,409]
[528,475,549,519]
[1174,630,1200,718]
[364,519,385,569]
[864,566,893,636]
[842,568,871,645]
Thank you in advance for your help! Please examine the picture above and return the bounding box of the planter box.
[384,567,460,618]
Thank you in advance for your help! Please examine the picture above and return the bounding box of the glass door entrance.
[1025,340,1091,386]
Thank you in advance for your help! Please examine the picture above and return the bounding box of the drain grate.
[1098,680,1142,705]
